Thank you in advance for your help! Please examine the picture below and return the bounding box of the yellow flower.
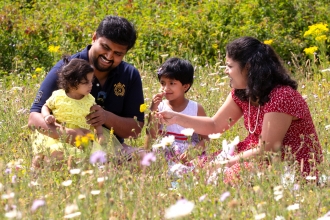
[140,103,147,113]
[303,46,318,55]
[264,39,274,45]
[110,127,114,135]
[86,133,95,141]
[48,45,60,53]
[304,23,329,38]
[211,44,218,49]
[315,35,327,42]
[32,74,37,79]
[81,136,89,146]
[35,68,42,73]
[75,135,81,147]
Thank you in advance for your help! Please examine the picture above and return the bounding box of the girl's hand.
[44,115,55,124]
[150,92,165,111]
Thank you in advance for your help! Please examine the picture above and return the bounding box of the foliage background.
[0,0,329,74]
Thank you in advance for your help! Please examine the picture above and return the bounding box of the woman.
[157,37,322,184]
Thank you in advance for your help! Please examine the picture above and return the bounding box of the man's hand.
[86,105,107,127]
[156,110,176,125]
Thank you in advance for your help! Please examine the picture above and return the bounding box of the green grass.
[0,60,329,219]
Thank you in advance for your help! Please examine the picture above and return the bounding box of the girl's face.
[72,72,94,97]
[159,76,190,101]
[225,55,248,89]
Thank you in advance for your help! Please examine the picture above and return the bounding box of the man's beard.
[92,55,114,72]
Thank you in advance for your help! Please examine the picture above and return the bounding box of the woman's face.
[224,55,248,89]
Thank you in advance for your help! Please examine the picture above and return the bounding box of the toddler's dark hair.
[57,57,94,93]
[157,57,194,93]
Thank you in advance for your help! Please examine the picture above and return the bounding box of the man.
[28,15,145,159]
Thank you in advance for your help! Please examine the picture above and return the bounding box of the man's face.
[89,33,128,72]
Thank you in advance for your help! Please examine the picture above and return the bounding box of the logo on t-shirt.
[34,91,43,104]
[114,82,125,96]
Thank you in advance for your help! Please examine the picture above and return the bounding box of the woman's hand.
[86,105,107,127]
[155,110,176,125]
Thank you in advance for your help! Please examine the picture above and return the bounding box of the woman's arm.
[158,93,243,135]
[223,112,293,167]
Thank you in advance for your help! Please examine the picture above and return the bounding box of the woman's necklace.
[248,98,260,134]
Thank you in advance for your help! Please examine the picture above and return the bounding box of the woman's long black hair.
[226,37,298,105]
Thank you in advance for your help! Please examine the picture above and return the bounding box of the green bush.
[0,0,329,73]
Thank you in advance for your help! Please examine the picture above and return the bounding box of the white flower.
[78,194,86,200]
[274,194,283,201]
[1,192,15,200]
[65,203,79,215]
[317,211,330,220]
[321,68,330,72]
[161,135,175,146]
[275,216,285,220]
[62,180,72,187]
[306,176,317,180]
[198,194,207,202]
[180,128,194,137]
[64,212,81,219]
[164,199,194,219]
[220,191,230,202]
[5,209,22,219]
[91,190,101,195]
[287,203,299,211]
[69,169,81,175]
[31,199,46,212]
[97,177,108,183]
[255,213,266,220]
[208,133,221,140]
[325,125,330,130]
[152,143,165,151]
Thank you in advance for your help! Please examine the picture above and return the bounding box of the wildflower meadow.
[1,0,330,219]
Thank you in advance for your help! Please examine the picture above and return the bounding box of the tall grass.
[0,57,329,219]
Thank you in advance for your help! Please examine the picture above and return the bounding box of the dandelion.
[164,199,194,219]
[140,103,147,113]
[141,152,156,166]
[208,133,221,139]
[304,46,318,55]
[31,199,45,212]
[180,128,194,137]
[35,68,42,73]
[315,35,327,42]
[304,23,329,38]
[220,191,230,202]
[81,136,89,145]
[86,133,95,141]
[75,135,81,147]
[264,39,274,45]
[62,180,73,187]
[48,45,60,53]
[287,203,300,211]
[89,150,107,164]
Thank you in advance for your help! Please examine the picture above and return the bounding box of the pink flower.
[220,191,230,202]
[31,199,45,212]
[141,152,156,166]
[89,151,107,164]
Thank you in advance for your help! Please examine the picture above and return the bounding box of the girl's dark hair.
[57,57,94,93]
[96,15,137,51]
[226,36,298,105]
[157,57,194,93]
